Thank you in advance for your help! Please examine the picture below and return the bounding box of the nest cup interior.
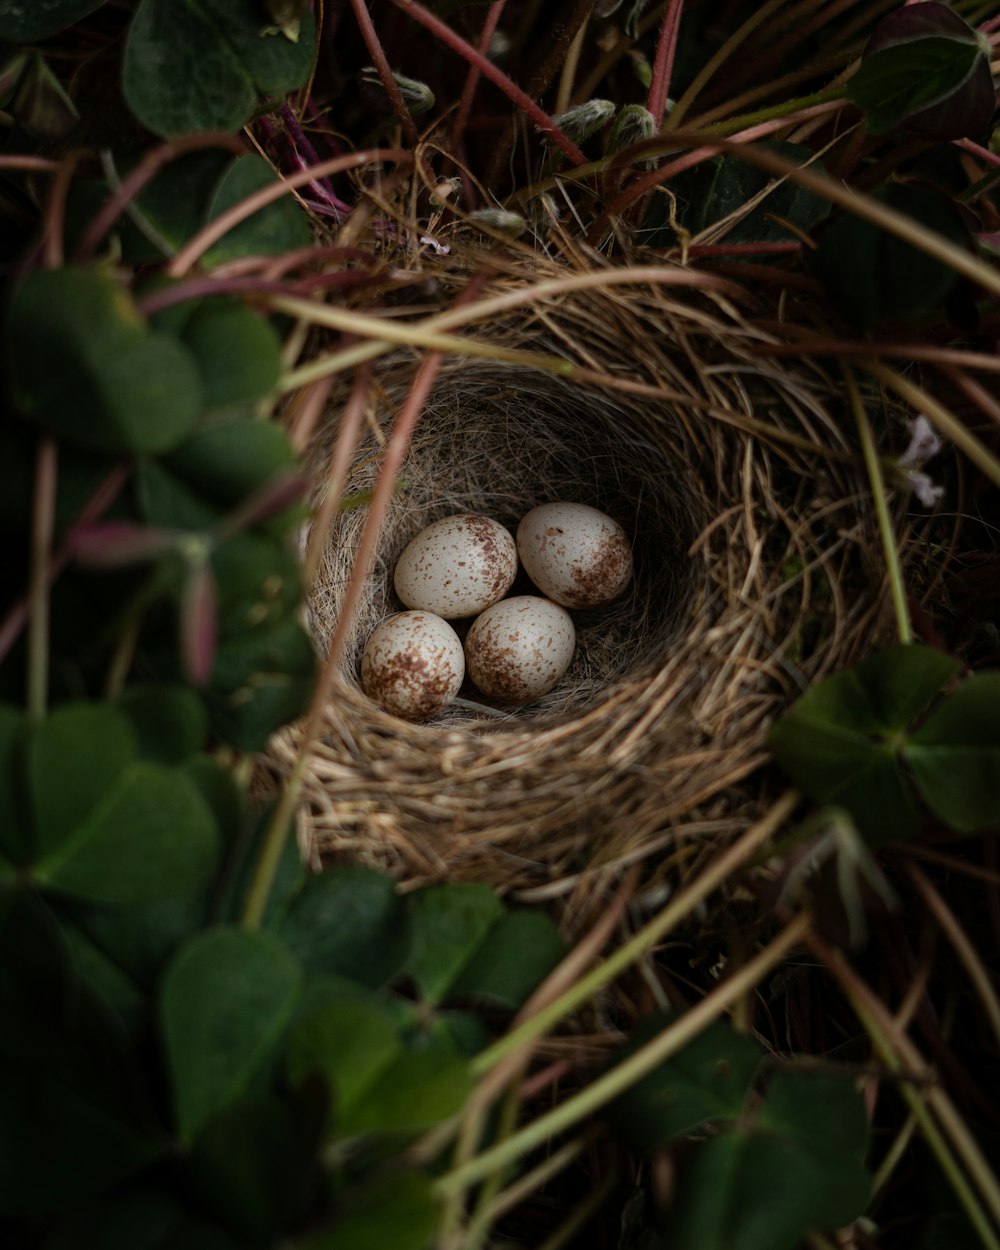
[310,358,707,725]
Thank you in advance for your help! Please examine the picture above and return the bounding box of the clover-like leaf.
[8,267,202,455]
[0,0,107,42]
[161,927,303,1142]
[123,0,316,138]
[849,3,996,139]
[904,673,1000,831]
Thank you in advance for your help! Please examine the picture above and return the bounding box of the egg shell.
[362,611,465,720]
[516,502,633,609]
[394,513,518,619]
[465,596,576,704]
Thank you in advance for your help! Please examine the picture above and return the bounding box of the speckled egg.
[394,514,518,619]
[362,611,464,720]
[465,596,576,704]
[516,502,633,609]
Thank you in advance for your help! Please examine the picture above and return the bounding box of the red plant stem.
[389,0,588,167]
[166,148,413,277]
[954,137,1000,169]
[289,373,337,457]
[74,133,246,262]
[136,270,390,318]
[0,155,60,172]
[980,13,1000,35]
[0,463,131,667]
[27,439,57,722]
[646,0,684,126]
[349,0,420,147]
[450,0,507,153]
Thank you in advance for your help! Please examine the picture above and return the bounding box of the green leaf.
[202,154,311,266]
[0,0,106,42]
[61,917,146,1034]
[0,891,164,1216]
[35,761,220,904]
[116,686,208,763]
[448,910,566,1008]
[212,532,302,636]
[165,418,298,516]
[136,458,220,532]
[905,672,1000,831]
[179,302,283,410]
[664,1125,870,1250]
[161,926,303,1141]
[302,1171,438,1250]
[650,141,831,247]
[123,0,316,138]
[127,151,233,263]
[278,867,413,988]
[206,617,316,751]
[406,883,505,1005]
[606,1014,762,1151]
[26,703,138,859]
[341,1042,472,1137]
[759,1069,870,1161]
[8,267,202,455]
[848,36,982,136]
[0,703,30,864]
[813,184,972,330]
[768,645,960,844]
[285,1000,401,1121]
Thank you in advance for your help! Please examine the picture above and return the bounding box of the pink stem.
[954,137,1000,169]
[646,0,684,127]
[389,0,588,167]
[0,155,59,172]
[450,0,507,153]
[349,0,421,147]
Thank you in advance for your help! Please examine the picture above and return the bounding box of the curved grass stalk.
[435,911,811,1197]
[907,863,1000,1052]
[810,934,1000,1248]
[469,790,798,1080]
[843,365,912,645]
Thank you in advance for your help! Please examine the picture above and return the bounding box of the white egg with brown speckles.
[517,502,633,609]
[394,514,518,619]
[465,596,575,704]
[362,611,464,720]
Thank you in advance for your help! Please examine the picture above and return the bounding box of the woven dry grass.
[268,249,921,921]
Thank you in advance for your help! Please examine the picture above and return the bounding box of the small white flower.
[897,415,944,508]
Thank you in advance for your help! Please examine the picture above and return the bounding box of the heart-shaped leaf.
[161,927,302,1141]
[178,301,283,411]
[300,1171,439,1250]
[34,760,221,904]
[406,883,505,1005]
[26,703,138,860]
[116,686,208,763]
[277,867,413,988]
[447,909,567,1008]
[123,0,316,138]
[606,1013,763,1151]
[8,267,202,455]
[285,1000,401,1121]
[202,154,311,266]
[904,672,1000,831]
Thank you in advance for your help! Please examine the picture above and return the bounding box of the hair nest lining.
[267,251,920,922]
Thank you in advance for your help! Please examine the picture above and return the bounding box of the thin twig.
[349,0,420,147]
[646,0,684,126]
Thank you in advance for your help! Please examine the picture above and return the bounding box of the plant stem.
[436,912,811,1196]
[349,0,420,146]
[242,349,448,927]
[843,366,912,645]
[703,86,845,136]
[27,438,57,723]
[810,933,1000,1247]
[646,0,684,126]
[469,789,798,1079]
[451,0,507,153]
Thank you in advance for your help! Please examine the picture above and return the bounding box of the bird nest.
[270,255,907,915]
